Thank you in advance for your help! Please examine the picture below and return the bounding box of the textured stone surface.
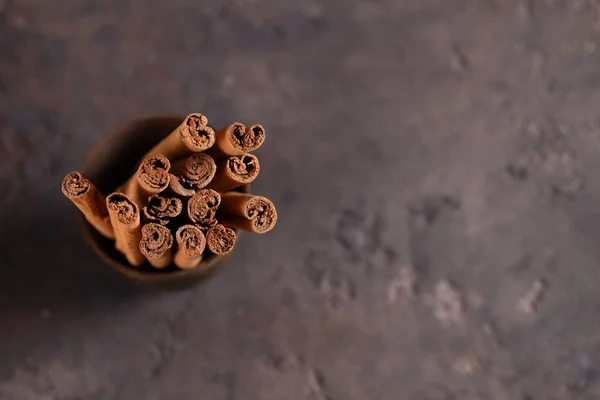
[3,0,600,398]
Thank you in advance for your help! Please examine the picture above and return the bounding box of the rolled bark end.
[235,124,265,153]
[185,113,209,129]
[62,172,114,239]
[227,154,259,184]
[206,154,260,192]
[206,224,236,255]
[140,113,211,161]
[169,153,218,197]
[168,173,196,197]
[139,223,174,269]
[174,224,206,269]
[211,123,266,157]
[61,171,90,197]
[219,192,278,234]
[225,123,247,153]
[176,224,206,257]
[106,192,144,266]
[137,153,171,193]
[183,153,217,189]
[142,194,183,225]
[245,196,278,233]
[107,193,139,226]
[180,114,215,152]
[187,189,221,226]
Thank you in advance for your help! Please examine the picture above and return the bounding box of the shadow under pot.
[79,116,247,290]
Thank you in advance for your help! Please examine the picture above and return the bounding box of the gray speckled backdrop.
[3,0,600,399]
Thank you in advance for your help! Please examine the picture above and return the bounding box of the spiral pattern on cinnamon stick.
[187,189,221,229]
[139,223,174,268]
[245,196,277,232]
[107,193,139,226]
[169,153,217,196]
[184,153,217,187]
[62,171,90,197]
[234,124,265,152]
[174,224,206,269]
[228,154,259,182]
[206,224,236,255]
[207,154,260,192]
[142,195,182,225]
[211,123,265,157]
[218,192,277,234]
[180,114,215,151]
[137,153,171,193]
[106,193,144,266]
[176,225,206,257]
[61,172,114,239]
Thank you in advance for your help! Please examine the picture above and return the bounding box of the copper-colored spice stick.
[106,193,145,266]
[174,224,206,269]
[168,153,217,197]
[207,123,265,158]
[218,192,278,234]
[206,154,259,193]
[139,223,174,268]
[61,172,115,239]
[206,224,236,255]
[187,189,221,230]
[143,113,215,161]
[142,194,182,225]
[122,153,171,208]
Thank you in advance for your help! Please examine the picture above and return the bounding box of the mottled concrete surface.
[2,0,600,398]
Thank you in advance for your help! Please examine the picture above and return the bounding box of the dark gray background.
[2,0,600,399]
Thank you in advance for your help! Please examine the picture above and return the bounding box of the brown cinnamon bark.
[143,113,215,161]
[142,194,182,225]
[174,224,206,269]
[206,154,260,193]
[168,174,195,197]
[206,224,236,255]
[219,192,278,234]
[123,153,171,208]
[208,123,265,158]
[139,223,174,268]
[187,189,221,230]
[61,172,115,239]
[168,153,217,197]
[106,193,145,266]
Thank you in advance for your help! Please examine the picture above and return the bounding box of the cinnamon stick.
[168,153,217,197]
[187,189,221,230]
[218,192,277,234]
[142,194,182,225]
[123,153,171,208]
[174,224,206,269]
[143,113,215,161]
[168,175,195,197]
[61,172,115,239]
[208,123,265,158]
[206,154,260,193]
[139,223,174,268]
[106,193,145,266]
[206,224,237,255]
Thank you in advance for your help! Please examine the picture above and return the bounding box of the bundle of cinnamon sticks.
[62,113,277,270]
